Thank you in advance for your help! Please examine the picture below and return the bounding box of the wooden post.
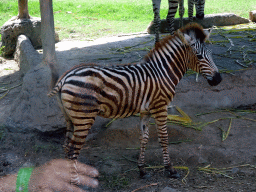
[39,0,59,89]
[18,0,30,19]
[39,0,57,65]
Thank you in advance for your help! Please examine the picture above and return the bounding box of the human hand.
[28,159,99,192]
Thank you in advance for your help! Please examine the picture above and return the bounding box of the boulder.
[4,63,64,132]
[0,17,59,57]
[147,13,250,34]
[14,35,42,75]
[1,33,111,133]
[249,10,256,22]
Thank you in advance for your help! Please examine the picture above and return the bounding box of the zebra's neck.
[144,35,189,87]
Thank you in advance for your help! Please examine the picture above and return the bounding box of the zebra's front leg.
[138,112,151,179]
[154,110,180,178]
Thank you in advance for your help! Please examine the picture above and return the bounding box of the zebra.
[48,23,222,181]
[152,0,205,43]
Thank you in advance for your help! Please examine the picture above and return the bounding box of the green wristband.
[16,167,34,192]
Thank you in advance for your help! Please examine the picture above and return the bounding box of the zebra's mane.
[144,23,206,63]
[144,35,179,63]
[179,22,207,42]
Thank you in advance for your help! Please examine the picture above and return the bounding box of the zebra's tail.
[47,85,61,97]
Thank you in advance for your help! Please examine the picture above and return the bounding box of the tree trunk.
[39,0,59,89]
[18,0,30,19]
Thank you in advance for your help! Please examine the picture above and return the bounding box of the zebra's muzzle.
[207,72,222,86]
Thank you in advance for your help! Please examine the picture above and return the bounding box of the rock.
[147,13,250,34]
[249,10,256,22]
[161,186,180,192]
[0,152,21,176]
[1,36,108,133]
[4,64,65,132]
[0,17,59,57]
[14,35,42,75]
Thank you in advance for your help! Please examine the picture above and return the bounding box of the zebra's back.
[53,64,165,120]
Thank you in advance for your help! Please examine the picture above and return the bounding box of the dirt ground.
[0,24,256,192]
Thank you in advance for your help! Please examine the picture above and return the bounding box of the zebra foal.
[152,0,205,43]
[48,23,222,180]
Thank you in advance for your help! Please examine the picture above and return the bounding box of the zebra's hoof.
[165,170,180,179]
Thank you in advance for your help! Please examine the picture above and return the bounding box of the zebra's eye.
[197,54,203,60]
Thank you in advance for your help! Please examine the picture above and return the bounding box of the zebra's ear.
[204,26,213,41]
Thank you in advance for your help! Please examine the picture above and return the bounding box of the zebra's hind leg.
[65,114,97,185]
[63,119,74,158]
[65,112,96,159]
[138,112,151,179]
[154,109,180,178]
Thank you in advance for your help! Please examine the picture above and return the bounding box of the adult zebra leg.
[188,0,194,22]
[178,0,184,28]
[154,109,180,178]
[138,112,151,178]
[152,0,161,43]
[195,0,205,19]
[166,0,178,35]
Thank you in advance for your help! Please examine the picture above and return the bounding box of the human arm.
[0,159,99,192]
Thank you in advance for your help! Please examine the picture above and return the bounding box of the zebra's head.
[180,23,222,86]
